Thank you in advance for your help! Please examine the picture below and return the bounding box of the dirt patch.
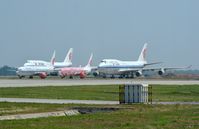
[73,107,119,114]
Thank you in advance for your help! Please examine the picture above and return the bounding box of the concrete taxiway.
[0,98,119,105]
[0,79,199,87]
[0,98,199,105]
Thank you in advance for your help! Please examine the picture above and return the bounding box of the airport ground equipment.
[119,84,152,104]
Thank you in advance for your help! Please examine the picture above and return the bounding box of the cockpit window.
[100,60,106,63]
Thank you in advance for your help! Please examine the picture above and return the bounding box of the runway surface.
[0,79,199,87]
[0,98,199,105]
[0,98,119,105]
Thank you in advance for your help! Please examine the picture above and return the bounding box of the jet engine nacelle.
[158,69,165,76]
[80,71,86,79]
[135,71,142,77]
[39,72,47,79]
[58,71,65,78]
[93,71,99,77]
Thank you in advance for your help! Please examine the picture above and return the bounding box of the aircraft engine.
[58,71,65,78]
[135,71,142,77]
[158,68,165,75]
[80,71,86,79]
[39,72,47,79]
[93,71,99,77]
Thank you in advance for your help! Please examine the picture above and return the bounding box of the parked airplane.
[16,51,56,79]
[96,43,189,78]
[54,48,73,69]
[26,48,73,69]
[59,54,93,79]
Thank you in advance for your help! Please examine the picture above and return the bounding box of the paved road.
[1,98,199,105]
[0,98,119,105]
[0,79,199,87]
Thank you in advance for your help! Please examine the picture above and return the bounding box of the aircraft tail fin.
[64,48,73,63]
[50,51,56,66]
[85,53,93,68]
[138,43,147,63]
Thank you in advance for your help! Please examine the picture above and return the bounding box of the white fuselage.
[98,59,145,75]
[25,60,72,69]
[17,62,54,76]
[54,62,72,69]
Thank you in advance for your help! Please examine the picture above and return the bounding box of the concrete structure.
[0,110,79,120]
[119,84,152,104]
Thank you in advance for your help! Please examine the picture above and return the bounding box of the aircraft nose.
[98,63,104,67]
[16,67,22,74]
[17,67,23,71]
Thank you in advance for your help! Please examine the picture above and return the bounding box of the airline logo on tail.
[143,48,147,60]
[51,51,56,66]
[69,52,72,61]
[86,53,93,67]
[88,53,93,66]
[138,43,147,63]
[64,48,73,63]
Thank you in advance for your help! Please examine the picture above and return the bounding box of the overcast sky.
[0,0,198,69]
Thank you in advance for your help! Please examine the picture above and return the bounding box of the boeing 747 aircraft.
[16,51,56,79]
[26,48,73,69]
[96,43,190,78]
[59,54,93,79]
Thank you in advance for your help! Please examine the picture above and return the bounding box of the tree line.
[0,65,17,76]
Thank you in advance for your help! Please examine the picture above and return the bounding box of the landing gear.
[69,76,73,79]
[129,74,134,78]
[60,76,65,79]
[102,74,107,78]
[125,75,129,79]
[29,76,33,79]
[119,74,125,79]
[18,75,24,79]
[80,76,85,79]
[111,75,115,79]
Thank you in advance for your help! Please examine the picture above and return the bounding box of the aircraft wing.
[142,65,192,72]
[117,62,163,73]
[118,65,191,74]
[91,66,98,70]
[144,62,163,66]
[118,68,141,73]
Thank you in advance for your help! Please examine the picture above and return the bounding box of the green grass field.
[0,85,199,128]
[0,102,74,116]
[0,85,118,100]
[153,85,199,102]
[0,102,119,116]
[0,85,199,102]
[0,103,198,129]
